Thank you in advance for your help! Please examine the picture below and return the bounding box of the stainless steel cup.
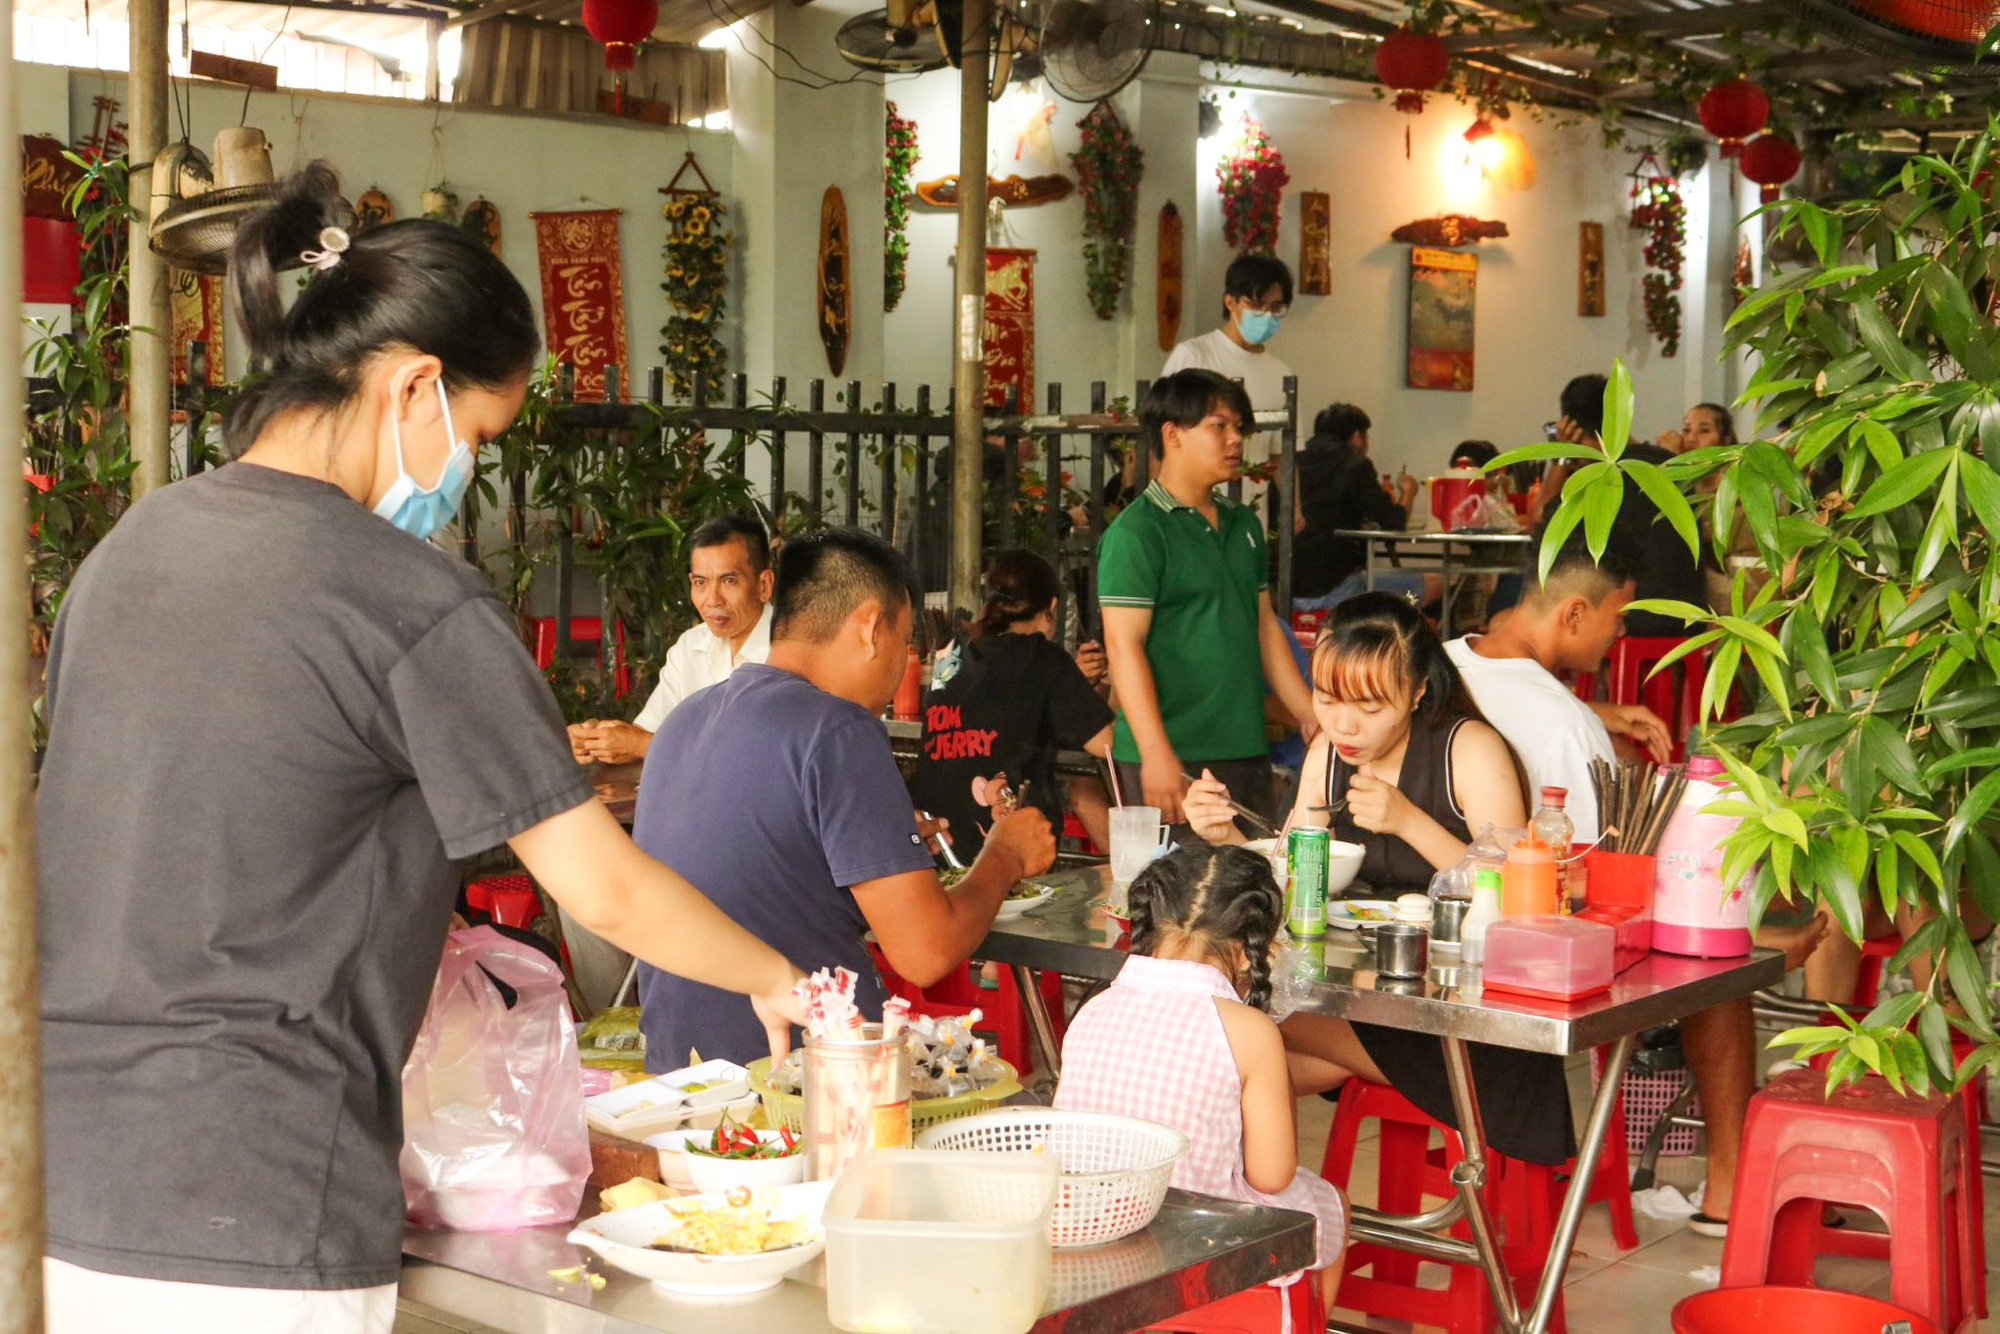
[1431,895,1472,945]
[1375,922,1430,978]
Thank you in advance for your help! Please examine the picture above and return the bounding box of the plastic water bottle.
[1460,867,1504,965]
[1530,786,1577,910]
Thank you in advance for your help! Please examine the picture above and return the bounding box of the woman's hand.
[1183,769,1246,846]
[1074,640,1108,687]
[1345,768,1415,840]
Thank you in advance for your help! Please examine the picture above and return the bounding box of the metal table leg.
[1012,963,1063,1083]
[1439,540,1456,635]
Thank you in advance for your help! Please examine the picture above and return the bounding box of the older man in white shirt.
[569,514,774,765]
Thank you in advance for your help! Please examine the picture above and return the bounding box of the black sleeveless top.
[1327,710,1475,892]
[1328,708,1575,1165]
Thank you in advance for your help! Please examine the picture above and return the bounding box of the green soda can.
[1287,827,1330,939]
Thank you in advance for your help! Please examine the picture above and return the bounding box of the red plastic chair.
[465,873,543,929]
[1147,1275,1323,1332]
[532,615,632,698]
[1721,1070,1977,1333]
[1060,813,1105,857]
[1570,636,1712,762]
[1318,1078,1633,1333]
[1672,1285,1939,1334]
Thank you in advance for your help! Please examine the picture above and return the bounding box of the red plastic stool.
[1672,1284,1940,1334]
[1147,1276,1323,1332]
[1721,1069,1977,1333]
[465,874,543,929]
[1807,1026,1988,1319]
[1853,934,1902,1007]
[1059,813,1105,857]
[1319,1079,1622,1334]
[532,615,632,698]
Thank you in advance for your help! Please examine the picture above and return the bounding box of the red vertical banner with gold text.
[982,247,1035,410]
[530,209,630,402]
[169,272,227,387]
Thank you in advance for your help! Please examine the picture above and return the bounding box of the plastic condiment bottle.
[1530,786,1577,911]
[1461,867,1504,965]
[1500,833,1558,917]
[892,647,922,721]
[1651,756,1753,957]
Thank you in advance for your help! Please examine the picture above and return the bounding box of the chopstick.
[1181,769,1282,837]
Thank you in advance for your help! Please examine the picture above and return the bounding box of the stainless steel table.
[401,1187,1314,1334]
[1328,529,1533,635]
[973,865,1784,1334]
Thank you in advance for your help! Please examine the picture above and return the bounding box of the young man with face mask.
[569,514,775,766]
[633,528,1056,1067]
[1161,254,1296,480]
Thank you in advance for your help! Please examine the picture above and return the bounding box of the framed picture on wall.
[1579,222,1606,317]
[1407,246,1476,391]
[1298,192,1331,296]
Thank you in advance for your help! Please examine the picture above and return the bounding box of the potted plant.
[1498,122,2000,1093]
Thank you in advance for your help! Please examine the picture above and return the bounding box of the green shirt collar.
[1143,479,1239,515]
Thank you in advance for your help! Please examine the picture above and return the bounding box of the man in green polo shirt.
[1099,368,1316,828]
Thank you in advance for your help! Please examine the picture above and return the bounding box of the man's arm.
[853,808,1055,986]
[1257,592,1315,739]
[1101,605,1186,822]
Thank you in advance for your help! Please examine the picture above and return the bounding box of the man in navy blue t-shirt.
[635,529,1056,1067]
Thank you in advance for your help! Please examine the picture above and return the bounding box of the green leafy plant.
[24,152,140,654]
[883,103,919,313]
[1497,125,2000,1094]
[1071,102,1144,320]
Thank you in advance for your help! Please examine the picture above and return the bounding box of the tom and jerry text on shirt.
[924,704,999,760]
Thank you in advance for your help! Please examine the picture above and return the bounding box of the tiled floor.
[1298,1077,1994,1333]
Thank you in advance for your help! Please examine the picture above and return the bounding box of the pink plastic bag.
[400,926,590,1230]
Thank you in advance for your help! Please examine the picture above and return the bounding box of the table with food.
[398,964,1317,1334]
[964,826,1780,1334]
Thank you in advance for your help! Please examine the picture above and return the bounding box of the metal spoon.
[919,809,966,871]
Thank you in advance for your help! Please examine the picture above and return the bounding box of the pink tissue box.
[1482,915,1616,1002]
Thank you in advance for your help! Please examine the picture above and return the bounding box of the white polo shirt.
[633,602,774,732]
[1445,636,1616,841]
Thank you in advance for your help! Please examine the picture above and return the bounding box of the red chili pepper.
[779,1125,796,1151]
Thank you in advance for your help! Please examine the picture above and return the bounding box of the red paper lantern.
[582,0,658,70]
[1740,132,1802,204]
[1375,28,1450,115]
[1697,79,1768,159]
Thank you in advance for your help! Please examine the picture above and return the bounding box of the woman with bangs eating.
[1186,592,1574,1168]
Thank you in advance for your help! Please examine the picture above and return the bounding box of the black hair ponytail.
[973,548,1060,638]
[223,161,540,457]
[1127,845,1284,1010]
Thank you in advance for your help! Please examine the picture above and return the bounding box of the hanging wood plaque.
[1578,221,1605,317]
[818,186,851,377]
[1298,191,1331,296]
[1156,202,1182,353]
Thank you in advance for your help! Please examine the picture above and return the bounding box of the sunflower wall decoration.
[659,156,733,398]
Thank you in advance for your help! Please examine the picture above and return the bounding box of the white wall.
[60,67,734,389]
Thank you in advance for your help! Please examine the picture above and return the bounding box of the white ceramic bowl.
[1242,836,1366,893]
[567,1180,831,1296]
[682,1132,808,1195]
[996,884,1055,919]
[644,1127,706,1191]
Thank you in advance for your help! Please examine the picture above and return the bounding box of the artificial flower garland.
[1216,115,1289,255]
[1629,168,1685,357]
[659,191,733,398]
[1071,102,1144,320]
[883,102,919,313]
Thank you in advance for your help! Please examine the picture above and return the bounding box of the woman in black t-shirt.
[909,549,1116,859]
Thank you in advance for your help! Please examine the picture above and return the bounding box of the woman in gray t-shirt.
[35,164,807,1332]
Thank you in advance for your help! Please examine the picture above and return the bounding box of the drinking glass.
[1109,805,1164,888]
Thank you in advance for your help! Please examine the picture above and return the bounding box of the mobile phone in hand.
[1542,420,1560,441]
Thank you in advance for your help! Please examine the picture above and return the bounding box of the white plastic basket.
[916,1108,1188,1248]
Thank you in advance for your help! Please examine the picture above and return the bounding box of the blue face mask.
[373,379,474,540]
[1238,310,1282,346]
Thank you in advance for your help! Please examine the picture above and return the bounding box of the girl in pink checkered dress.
[1055,845,1346,1302]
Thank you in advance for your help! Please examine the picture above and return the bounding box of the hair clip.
[300,225,350,272]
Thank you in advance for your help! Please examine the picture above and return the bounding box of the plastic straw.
[1105,756,1125,809]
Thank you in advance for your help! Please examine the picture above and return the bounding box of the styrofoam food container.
[567,1180,831,1297]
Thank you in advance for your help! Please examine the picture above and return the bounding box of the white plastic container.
[1459,866,1504,966]
[825,1149,1058,1334]
[1651,757,1753,957]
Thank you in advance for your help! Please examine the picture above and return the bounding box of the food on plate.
[650,1186,816,1255]
[600,1177,679,1212]
[1006,882,1050,901]
[1346,906,1392,922]
[939,866,969,888]
[687,1112,800,1161]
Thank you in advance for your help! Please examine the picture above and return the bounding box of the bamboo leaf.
[1623,460,1700,562]
[1851,448,1955,518]
[1852,289,1931,382]
[1810,836,1867,942]
[1488,442,1602,470]
[1602,360,1634,462]
[1943,768,2000,855]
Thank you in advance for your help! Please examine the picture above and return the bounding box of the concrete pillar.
[949,0,990,611]
[0,8,50,1327]
[127,0,172,497]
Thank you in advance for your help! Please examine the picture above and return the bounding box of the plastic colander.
[917,1108,1189,1247]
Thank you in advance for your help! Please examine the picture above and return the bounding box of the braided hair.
[1127,845,1285,1010]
